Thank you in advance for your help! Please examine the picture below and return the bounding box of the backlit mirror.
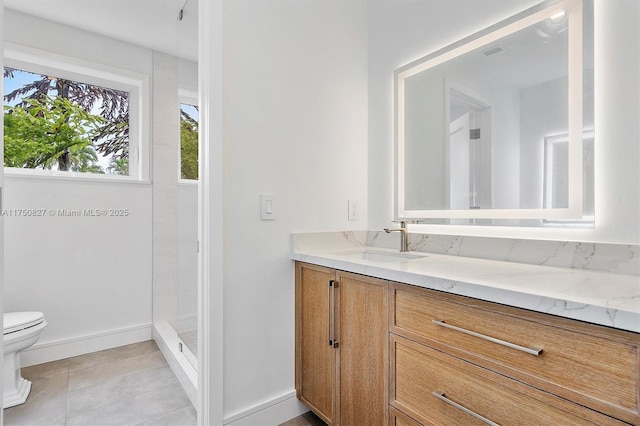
[395,0,593,223]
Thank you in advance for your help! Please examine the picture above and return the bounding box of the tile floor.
[4,340,324,426]
[279,411,325,426]
[3,340,196,426]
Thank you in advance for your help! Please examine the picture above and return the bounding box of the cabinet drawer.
[389,406,422,426]
[390,283,640,423]
[390,335,627,426]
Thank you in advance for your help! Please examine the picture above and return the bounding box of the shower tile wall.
[152,51,180,324]
[178,182,198,331]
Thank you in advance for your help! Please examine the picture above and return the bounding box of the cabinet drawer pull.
[332,281,339,348]
[432,320,542,356]
[328,281,333,346]
[432,390,499,426]
[328,280,339,348]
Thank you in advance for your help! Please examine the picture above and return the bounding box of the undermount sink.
[332,248,426,263]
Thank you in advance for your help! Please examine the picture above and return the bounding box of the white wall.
[3,11,155,361]
[591,0,640,244]
[221,0,368,418]
[519,76,569,209]
[3,10,153,77]
[403,72,446,210]
[368,0,640,244]
[3,179,152,347]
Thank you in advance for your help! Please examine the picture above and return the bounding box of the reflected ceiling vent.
[483,46,504,56]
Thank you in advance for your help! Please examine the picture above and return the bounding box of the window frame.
[3,43,150,182]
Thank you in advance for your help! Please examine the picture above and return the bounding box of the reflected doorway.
[448,87,492,211]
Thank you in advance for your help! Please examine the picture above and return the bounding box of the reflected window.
[543,129,594,217]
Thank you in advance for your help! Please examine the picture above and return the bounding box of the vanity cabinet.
[295,262,388,425]
[389,282,640,425]
[295,262,640,425]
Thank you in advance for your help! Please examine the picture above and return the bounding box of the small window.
[3,47,148,181]
[180,102,199,180]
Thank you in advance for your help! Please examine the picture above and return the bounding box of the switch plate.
[348,199,359,221]
[261,194,276,220]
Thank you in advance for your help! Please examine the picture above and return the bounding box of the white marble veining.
[364,231,640,276]
[292,232,640,333]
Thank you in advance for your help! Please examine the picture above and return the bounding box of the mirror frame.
[395,0,586,220]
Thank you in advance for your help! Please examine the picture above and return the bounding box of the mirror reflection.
[397,0,593,221]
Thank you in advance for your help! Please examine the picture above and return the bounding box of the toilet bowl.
[3,312,47,409]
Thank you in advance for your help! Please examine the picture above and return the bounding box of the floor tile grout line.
[67,343,161,373]
[68,357,167,389]
[67,369,184,417]
[131,404,196,426]
[64,367,189,424]
[66,350,166,393]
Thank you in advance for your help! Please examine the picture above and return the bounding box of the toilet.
[3,312,47,409]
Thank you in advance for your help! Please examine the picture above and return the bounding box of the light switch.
[261,194,276,220]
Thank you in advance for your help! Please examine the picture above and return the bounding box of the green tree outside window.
[4,96,104,173]
[3,67,130,175]
[180,104,199,180]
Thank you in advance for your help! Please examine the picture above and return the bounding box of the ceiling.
[3,0,199,62]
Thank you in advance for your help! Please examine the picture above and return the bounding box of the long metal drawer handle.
[332,281,339,348]
[432,320,542,356]
[328,281,333,346]
[432,390,499,426]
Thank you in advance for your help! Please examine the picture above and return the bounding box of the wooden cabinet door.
[336,271,388,426]
[295,262,337,424]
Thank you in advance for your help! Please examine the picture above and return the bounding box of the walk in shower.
[151,0,199,406]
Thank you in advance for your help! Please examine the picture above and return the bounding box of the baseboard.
[224,391,309,426]
[20,323,152,367]
[153,321,197,407]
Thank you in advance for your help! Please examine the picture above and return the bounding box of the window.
[180,102,199,181]
[3,47,149,181]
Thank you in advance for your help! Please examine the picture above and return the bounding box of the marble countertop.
[292,233,640,333]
